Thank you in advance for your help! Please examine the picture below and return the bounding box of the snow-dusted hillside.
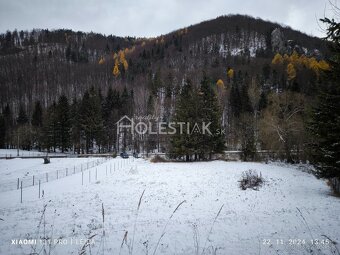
[0,158,339,255]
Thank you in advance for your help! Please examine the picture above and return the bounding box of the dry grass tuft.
[239,170,264,190]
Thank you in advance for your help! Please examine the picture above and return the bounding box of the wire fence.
[0,157,110,193]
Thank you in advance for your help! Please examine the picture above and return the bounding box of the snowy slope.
[0,159,339,255]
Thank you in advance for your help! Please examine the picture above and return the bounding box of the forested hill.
[0,14,332,157]
[0,14,328,113]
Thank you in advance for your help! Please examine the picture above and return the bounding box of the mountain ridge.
[0,14,329,113]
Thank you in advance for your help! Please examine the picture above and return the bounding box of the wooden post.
[39,180,41,198]
[33,175,35,186]
[20,181,23,203]
[46,173,48,182]
[17,178,19,190]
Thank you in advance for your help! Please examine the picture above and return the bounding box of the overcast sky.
[0,0,336,38]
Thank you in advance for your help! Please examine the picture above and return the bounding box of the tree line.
[0,86,133,154]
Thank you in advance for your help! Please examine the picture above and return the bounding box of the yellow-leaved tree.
[98,57,105,65]
[289,51,299,64]
[272,51,330,80]
[119,51,128,71]
[122,59,128,71]
[216,79,225,89]
[287,63,296,80]
[318,60,330,71]
[227,68,234,79]
[113,60,120,77]
[272,53,283,65]
[308,57,319,71]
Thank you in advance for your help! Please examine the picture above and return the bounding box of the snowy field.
[0,158,339,255]
[0,157,107,192]
[0,149,65,157]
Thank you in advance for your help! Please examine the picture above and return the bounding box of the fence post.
[33,175,35,186]
[39,180,41,198]
[20,181,23,203]
[46,173,48,182]
[17,178,19,190]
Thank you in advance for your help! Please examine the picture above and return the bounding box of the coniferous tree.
[80,87,104,153]
[3,104,13,148]
[308,17,340,178]
[103,87,118,152]
[0,114,5,148]
[120,87,130,115]
[239,115,256,161]
[199,75,225,159]
[17,105,28,125]
[170,76,224,160]
[170,79,197,161]
[15,104,31,150]
[32,100,43,150]
[119,87,131,151]
[57,95,71,152]
[144,94,156,154]
[43,102,58,152]
[240,83,252,113]
[70,97,82,154]
[230,84,241,118]
[32,101,43,127]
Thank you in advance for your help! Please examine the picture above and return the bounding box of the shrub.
[150,155,168,163]
[239,170,264,190]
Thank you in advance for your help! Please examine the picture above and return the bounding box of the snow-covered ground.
[0,149,65,157]
[0,157,106,192]
[0,159,339,255]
